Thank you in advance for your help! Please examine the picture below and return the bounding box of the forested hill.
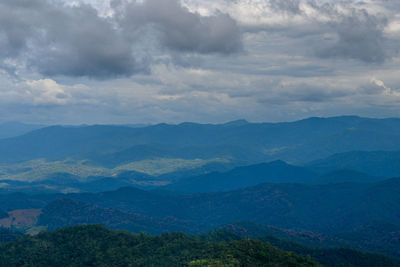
[4,178,400,234]
[0,224,319,267]
[1,224,399,267]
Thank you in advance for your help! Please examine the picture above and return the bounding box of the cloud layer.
[0,0,241,78]
[0,0,400,124]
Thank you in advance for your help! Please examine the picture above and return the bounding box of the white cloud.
[26,79,70,105]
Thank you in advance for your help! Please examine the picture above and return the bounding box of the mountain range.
[0,116,400,166]
[1,116,400,263]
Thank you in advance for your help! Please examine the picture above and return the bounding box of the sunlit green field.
[0,157,229,182]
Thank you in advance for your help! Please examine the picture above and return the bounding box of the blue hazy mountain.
[308,150,400,177]
[309,169,385,184]
[166,160,318,193]
[165,161,388,193]
[0,121,44,139]
[0,116,399,165]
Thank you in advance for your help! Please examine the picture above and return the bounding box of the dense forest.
[1,225,399,267]
[0,225,319,267]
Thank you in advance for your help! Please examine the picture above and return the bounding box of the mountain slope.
[310,169,385,184]
[166,160,318,193]
[37,198,204,234]
[308,150,400,177]
[66,178,400,233]
[0,122,44,139]
[217,221,400,259]
[207,223,400,266]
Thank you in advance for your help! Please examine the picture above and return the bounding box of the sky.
[0,0,400,124]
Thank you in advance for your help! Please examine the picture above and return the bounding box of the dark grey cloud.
[0,0,242,79]
[269,0,301,15]
[115,0,242,54]
[316,9,389,63]
[255,83,352,105]
[0,0,144,78]
[233,0,394,64]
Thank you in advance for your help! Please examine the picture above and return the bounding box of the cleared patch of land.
[0,157,229,182]
[0,209,41,228]
[115,157,229,176]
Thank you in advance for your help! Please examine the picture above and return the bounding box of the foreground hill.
[0,224,319,267]
[0,228,23,243]
[1,224,398,267]
[206,225,400,267]
[0,116,400,166]
[217,221,400,259]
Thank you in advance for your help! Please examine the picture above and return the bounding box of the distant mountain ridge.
[0,116,399,165]
[0,122,44,139]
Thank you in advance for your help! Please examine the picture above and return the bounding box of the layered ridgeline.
[307,150,400,177]
[2,177,400,259]
[39,179,400,233]
[3,178,400,233]
[2,224,400,267]
[1,116,400,265]
[0,116,399,194]
[0,116,400,166]
[0,159,390,195]
[165,160,386,193]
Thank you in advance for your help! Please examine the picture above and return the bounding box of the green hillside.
[0,224,319,267]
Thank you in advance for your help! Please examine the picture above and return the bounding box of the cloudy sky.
[0,0,399,124]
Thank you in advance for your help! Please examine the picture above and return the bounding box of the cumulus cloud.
[185,0,396,63]
[26,79,71,105]
[1,0,400,124]
[0,0,242,79]
[361,78,400,97]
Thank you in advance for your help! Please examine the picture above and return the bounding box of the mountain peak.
[222,119,249,127]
